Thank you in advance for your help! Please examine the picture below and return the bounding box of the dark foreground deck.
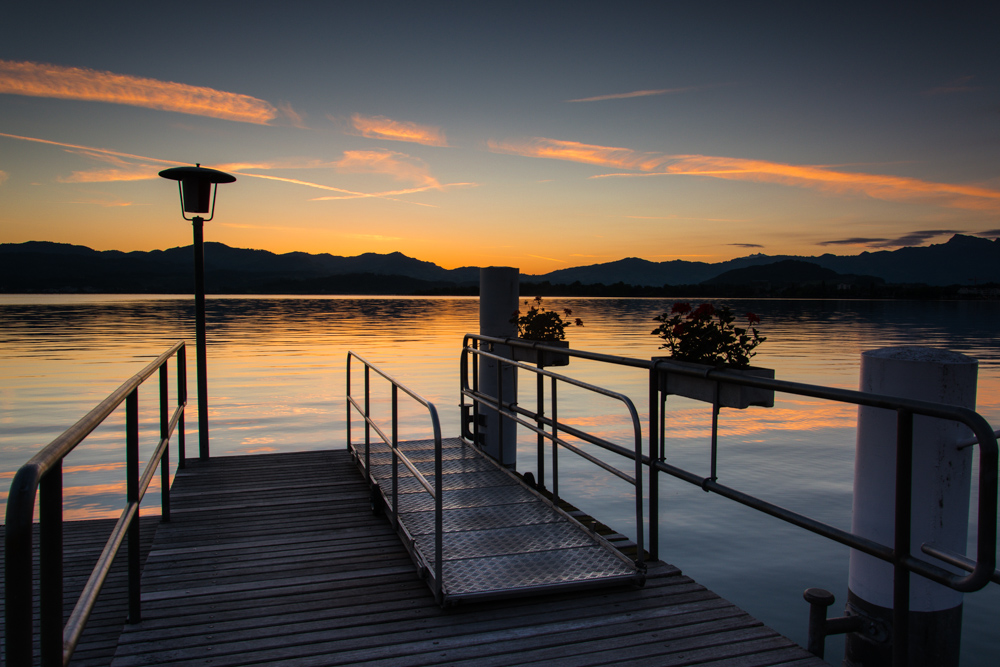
[5,449,826,666]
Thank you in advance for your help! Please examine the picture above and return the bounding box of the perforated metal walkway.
[351,437,643,604]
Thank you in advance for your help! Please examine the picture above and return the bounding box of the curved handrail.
[4,341,187,667]
[464,333,997,595]
[460,341,645,562]
[345,351,444,603]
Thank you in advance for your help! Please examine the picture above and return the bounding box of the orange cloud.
[0,60,277,124]
[0,170,7,185]
[488,137,666,171]
[350,114,447,146]
[335,149,440,187]
[489,136,1000,211]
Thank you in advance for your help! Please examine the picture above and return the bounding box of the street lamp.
[158,164,236,460]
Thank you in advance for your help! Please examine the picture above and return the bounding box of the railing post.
[126,388,141,624]
[177,344,187,468]
[160,364,171,522]
[346,354,352,451]
[5,465,40,666]
[391,383,399,526]
[551,377,559,504]
[39,460,63,667]
[536,371,545,489]
[364,364,371,484]
[648,365,660,561]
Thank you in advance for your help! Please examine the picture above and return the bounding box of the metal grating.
[351,436,641,604]
[442,547,638,596]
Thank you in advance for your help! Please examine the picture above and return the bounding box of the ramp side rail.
[345,351,444,603]
[460,336,645,564]
[465,333,997,667]
[4,341,188,667]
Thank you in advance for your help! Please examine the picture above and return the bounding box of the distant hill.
[1,234,997,294]
[531,235,1000,287]
[704,259,884,287]
[0,242,480,294]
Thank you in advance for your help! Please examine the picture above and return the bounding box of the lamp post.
[158,164,236,460]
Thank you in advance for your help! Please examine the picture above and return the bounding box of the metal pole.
[39,461,63,667]
[193,215,210,459]
[126,389,141,624]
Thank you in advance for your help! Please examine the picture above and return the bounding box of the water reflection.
[2,295,999,665]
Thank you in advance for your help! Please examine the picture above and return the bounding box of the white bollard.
[478,267,518,467]
[846,346,977,666]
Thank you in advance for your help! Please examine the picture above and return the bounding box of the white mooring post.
[847,346,977,667]
[478,267,519,467]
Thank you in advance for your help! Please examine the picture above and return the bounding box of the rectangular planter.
[511,340,570,367]
[654,358,774,409]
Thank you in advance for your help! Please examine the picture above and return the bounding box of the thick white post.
[478,267,518,467]
[846,346,977,666]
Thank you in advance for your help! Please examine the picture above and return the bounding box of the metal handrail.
[4,341,187,667]
[460,336,645,563]
[465,333,998,664]
[345,351,444,603]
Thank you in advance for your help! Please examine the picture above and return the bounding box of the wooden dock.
[5,449,826,666]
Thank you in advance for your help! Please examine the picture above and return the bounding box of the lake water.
[2,294,998,665]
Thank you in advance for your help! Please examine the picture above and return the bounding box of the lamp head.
[159,164,236,220]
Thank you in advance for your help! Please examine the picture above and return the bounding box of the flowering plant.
[652,302,765,367]
[511,296,583,341]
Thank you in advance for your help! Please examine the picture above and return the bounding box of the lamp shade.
[159,165,236,214]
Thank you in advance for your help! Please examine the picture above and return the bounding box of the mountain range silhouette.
[2,234,997,294]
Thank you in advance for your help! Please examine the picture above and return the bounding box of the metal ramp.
[350,436,643,604]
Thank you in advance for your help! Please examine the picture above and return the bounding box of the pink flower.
[746,312,760,325]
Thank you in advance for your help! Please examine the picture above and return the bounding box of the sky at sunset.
[1,2,998,274]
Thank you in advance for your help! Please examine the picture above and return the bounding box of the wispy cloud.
[729,243,764,248]
[923,75,986,96]
[0,170,7,185]
[0,60,283,124]
[974,229,1000,238]
[489,136,1000,211]
[527,254,566,263]
[334,149,440,187]
[489,137,665,170]
[818,230,962,248]
[0,131,472,206]
[349,113,447,146]
[566,86,704,103]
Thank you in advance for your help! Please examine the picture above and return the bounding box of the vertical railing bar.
[435,417,443,605]
[496,352,505,466]
[392,383,399,528]
[126,388,141,624]
[537,370,545,489]
[364,364,371,484]
[176,344,187,468]
[39,459,63,667]
[648,367,659,562]
[159,365,170,522]
[710,382,720,483]
[551,376,559,505]
[659,392,666,460]
[634,408,644,565]
[346,354,353,451]
[893,409,914,667]
[472,340,481,449]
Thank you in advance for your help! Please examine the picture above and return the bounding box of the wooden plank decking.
[0,515,160,666]
[101,449,825,666]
